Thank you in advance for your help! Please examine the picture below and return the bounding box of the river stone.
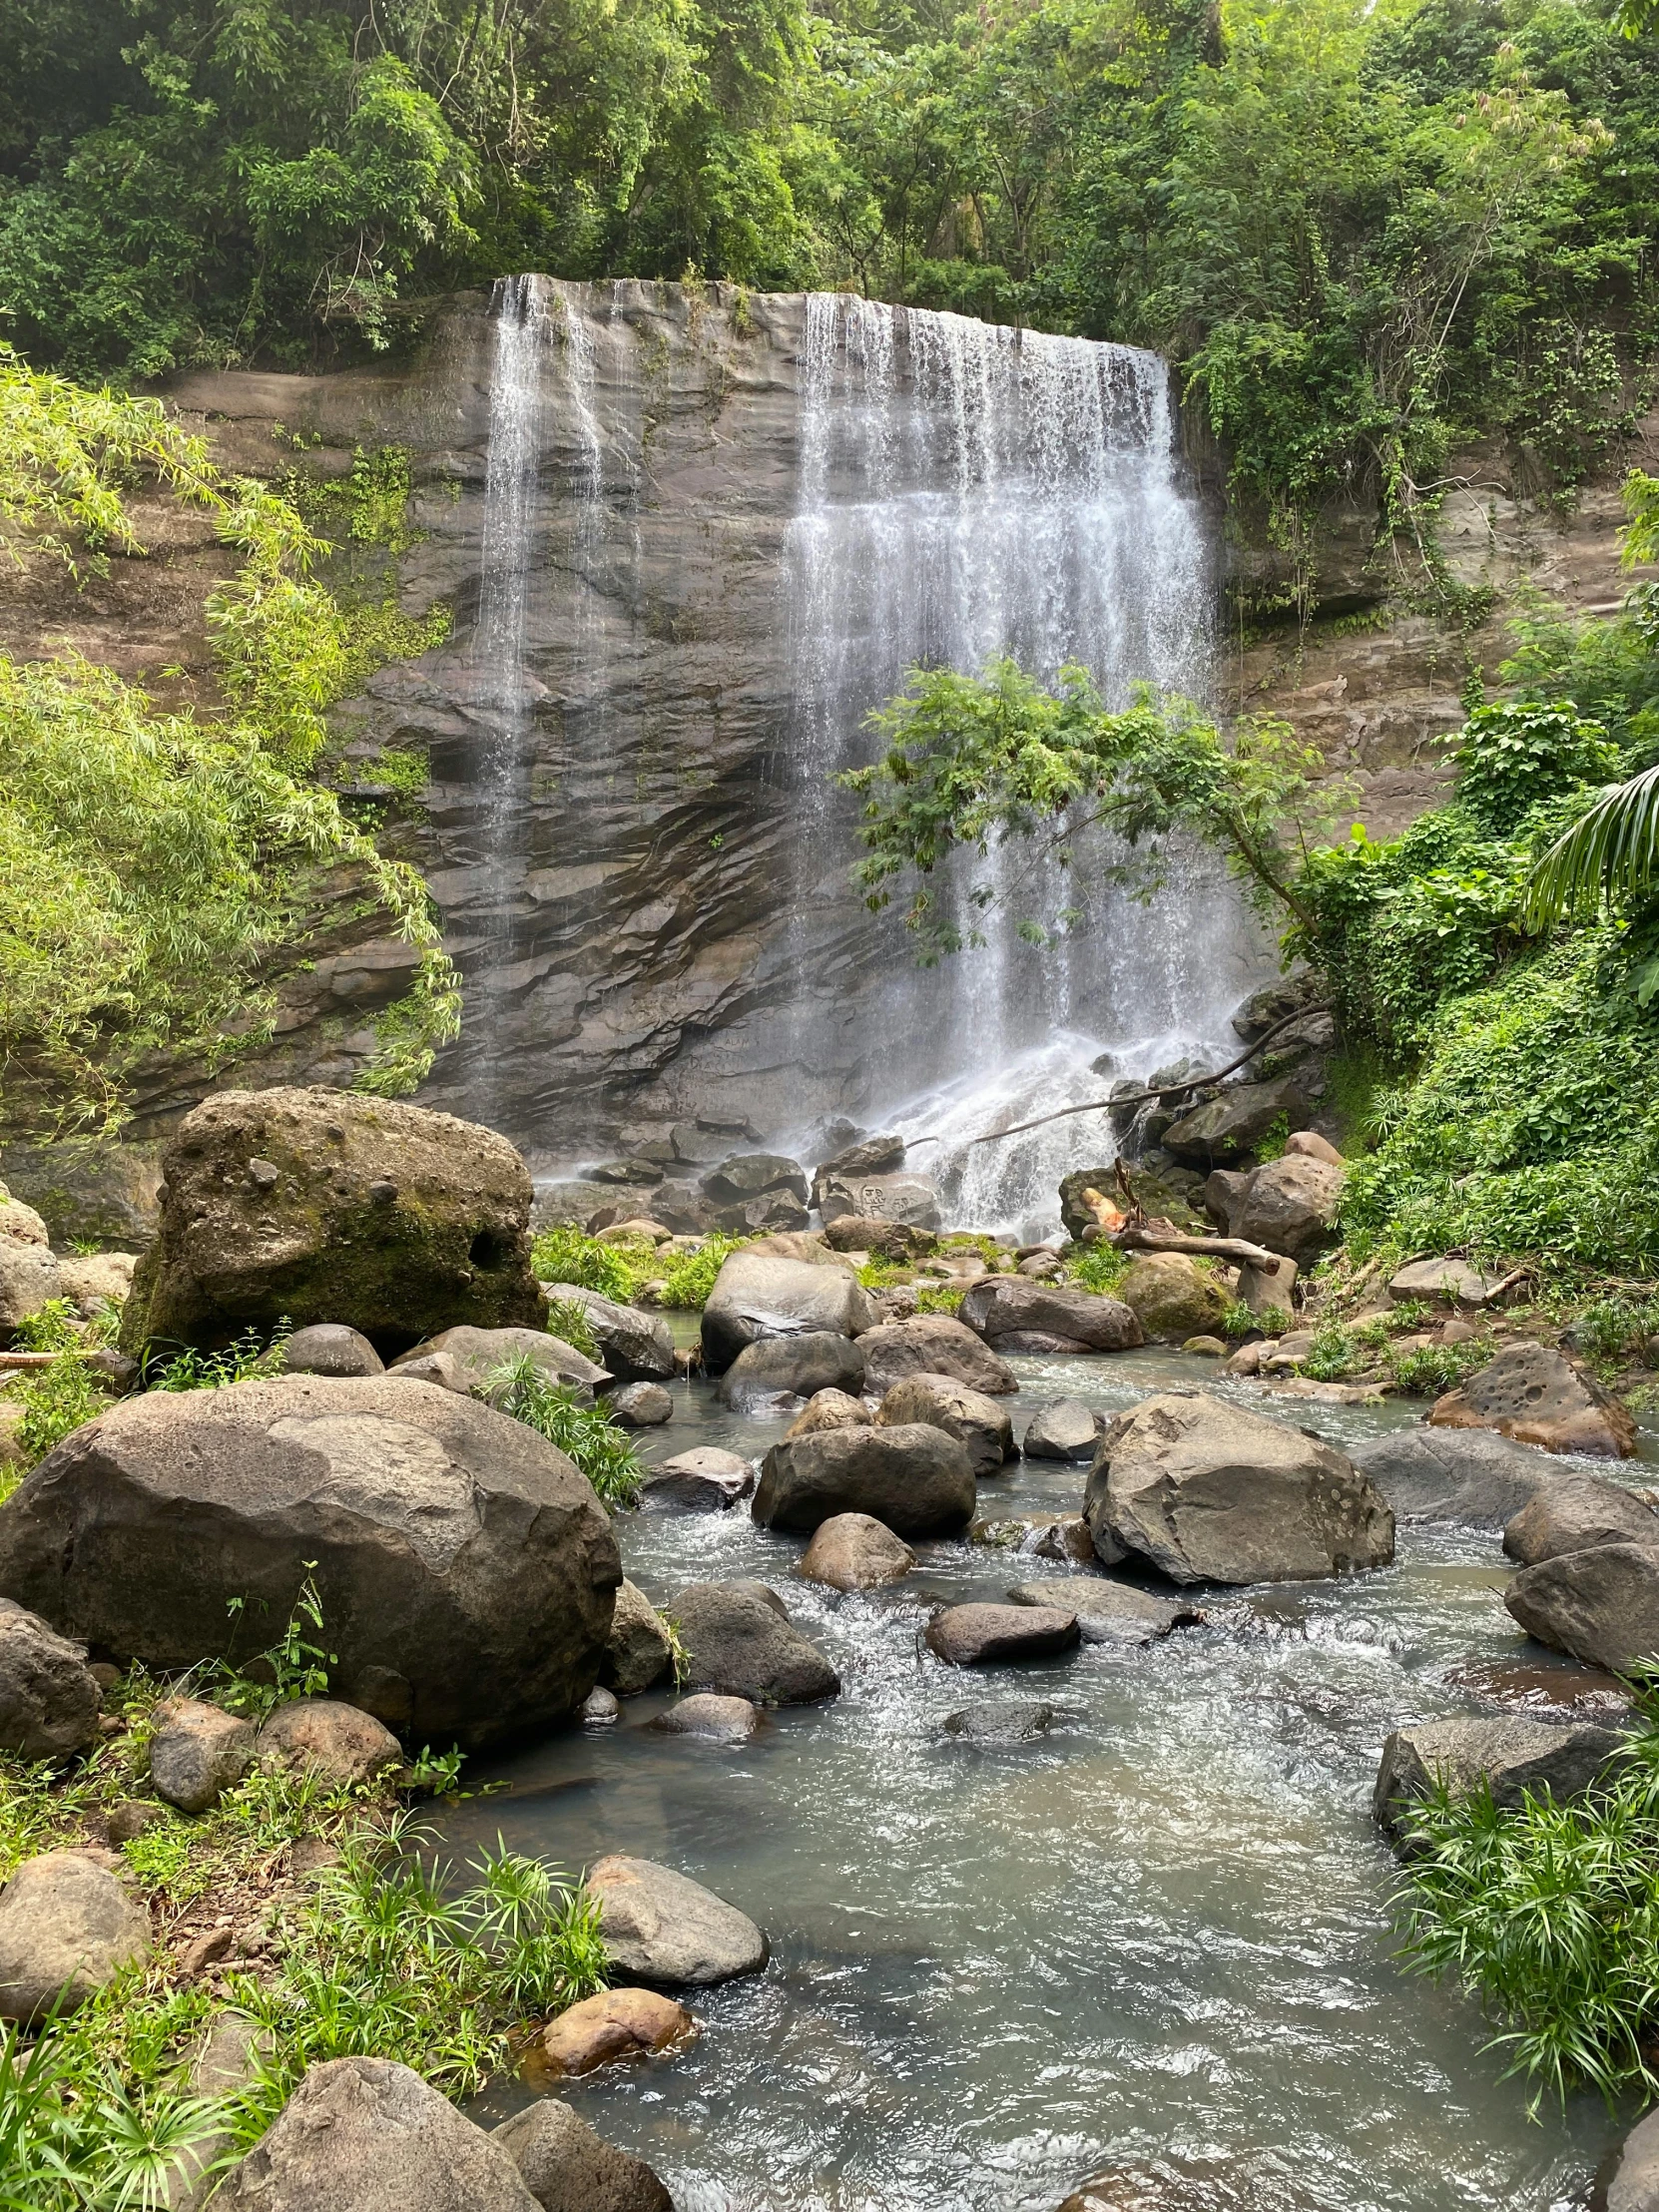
[586,1855,769,1986]
[1505,1542,1659,1673]
[1373,1716,1625,1835]
[1022,1399,1105,1462]
[925,1603,1080,1667]
[941,1701,1054,1742]
[670,1580,838,1704]
[533,1986,697,2079]
[1007,1579,1203,1647]
[118,1088,545,1360]
[1346,1427,1554,1528]
[717,1332,864,1411]
[1429,1342,1637,1456]
[603,1579,673,1696]
[822,1213,935,1261]
[856,1316,1018,1397]
[799,1512,915,1591]
[493,2096,675,2211]
[1387,1256,1511,1310]
[0,1193,49,1246]
[581,1685,620,1725]
[701,1153,809,1205]
[257,1698,402,1787]
[1085,1392,1394,1585]
[875,1373,1013,1476]
[0,1599,100,1761]
[784,1387,872,1438]
[700,1252,875,1373]
[1605,2107,1659,2212]
[638,1448,754,1513]
[818,1171,942,1231]
[1502,1473,1659,1566]
[1161,1076,1311,1167]
[656,1693,760,1743]
[219,2055,540,2210]
[279,1324,385,1379]
[542,1285,675,1382]
[0,1848,150,2021]
[1117,1254,1228,1342]
[390,1325,612,1399]
[958,1279,1143,1355]
[0,1235,61,1342]
[1227,1155,1345,1268]
[149,1697,255,1813]
[0,1375,621,1748]
[754,1424,976,1538]
[608,1382,674,1426]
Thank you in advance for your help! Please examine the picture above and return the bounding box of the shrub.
[486,1355,644,1508]
[543,1297,600,1360]
[1067,1244,1130,1296]
[530,1226,640,1305]
[655,1233,747,1310]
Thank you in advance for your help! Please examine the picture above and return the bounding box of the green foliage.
[531,1226,641,1304]
[8,1361,109,1486]
[142,1327,289,1392]
[655,1232,747,1310]
[7,1299,86,1354]
[544,1298,602,1361]
[487,1354,645,1507]
[221,1565,336,1721]
[1385,1335,1487,1394]
[1395,1710,1659,2108]
[1448,701,1620,836]
[1067,1243,1131,1295]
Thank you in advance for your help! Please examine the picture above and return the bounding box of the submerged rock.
[0,1848,149,2022]
[1429,1342,1636,1457]
[1021,1399,1105,1462]
[941,1701,1055,1742]
[875,1372,1014,1476]
[1085,1391,1393,1585]
[638,1448,754,1513]
[655,1693,760,1743]
[799,1512,915,1591]
[586,1855,768,1986]
[671,1580,839,1704]
[924,1603,1080,1667]
[717,1332,864,1412]
[958,1279,1142,1356]
[1373,1716,1624,1835]
[0,1375,622,1748]
[1505,1542,1659,1673]
[1007,1579,1204,1647]
[754,1424,977,1538]
[1601,2105,1659,2212]
[493,2095,675,2210]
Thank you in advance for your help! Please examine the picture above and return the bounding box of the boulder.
[1604,2107,1659,2212]
[1084,1392,1394,1585]
[0,1848,149,2021]
[119,1089,545,1360]
[493,2096,675,2211]
[741,1232,859,1272]
[1007,1579,1204,1647]
[581,1685,620,1726]
[638,1449,754,1513]
[0,1193,49,1246]
[700,1253,874,1374]
[1284,1130,1343,1165]
[856,1316,1017,1397]
[0,1236,61,1344]
[823,1215,935,1261]
[717,1332,864,1412]
[1117,1254,1228,1343]
[56,1251,137,1320]
[150,1697,255,1813]
[1346,1427,1554,1529]
[586,1855,768,1986]
[1161,1076,1310,1167]
[874,1374,1013,1476]
[0,1600,100,1761]
[219,2055,540,2210]
[257,1699,402,1788]
[754,1425,976,1538]
[280,1325,384,1379]
[974,1512,1097,1564]
[1021,1399,1105,1462]
[1505,1543,1659,1673]
[391,1326,611,1399]
[811,1134,904,1201]
[701,1153,809,1205]
[542,1286,674,1382]
[1387,1257,1513,1310]
[1225,1155,1345,1268]
[607,1382,673,1426]
[925,1603,1080,1667]
[1503,1474,1659,1566]
[641,1181,717,1235]
[656,1693,760,1743]
[1429,1343,1636,1457]
[0,1375,621,1748]
[940,1701,1055,1742]
[957,1279,1143,1356]
[818,1171,941,1231]
[1059,1165,1209,1241]
[670,1580,838,1704]
[1236,1253,1299,1315]
[603,1579,673,1696]
[1373,1717,1625,1835]
[784,1388,872,1438]
[799,1513,915,1591]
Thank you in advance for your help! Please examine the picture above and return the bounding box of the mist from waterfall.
[781,294,1268,1234]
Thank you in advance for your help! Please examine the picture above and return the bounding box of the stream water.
[449,1356,1659,2211]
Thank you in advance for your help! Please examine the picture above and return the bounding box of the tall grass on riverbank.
[1394,1706,1659,2109]
[487,1355,644,1509]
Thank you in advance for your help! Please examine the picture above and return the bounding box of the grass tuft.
[486,1354,644,1508]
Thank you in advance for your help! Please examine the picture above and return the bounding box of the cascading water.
[780,295,1270,1233]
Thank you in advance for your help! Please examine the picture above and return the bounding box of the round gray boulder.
[1505,1542,1659,1674]
[586,1854,768,1986]
[875,1373,1013,1477]
[0,1848,149,2022]
[957,1279,1143,1356]
[541,1285,675,1382]
[753,1424,977,1538]
[150,1696,255,1813]
[638,1448,754,1513]
[1021,1398,1105,1463]
[0,1599,100,1762]
[671,1580,838,1704]
[1503,1473,1659,1566]
[842,1315,1017,1398]
[700,1253,874,1374]
[0,1375,622,1749]
[925,1603,1079,1667]
[280,1325,384,1379]
[799,1512,915,1592]
[717,1333,864,1413]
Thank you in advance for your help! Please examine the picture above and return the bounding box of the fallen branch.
[1107,1226,1287,1271]
[969,1004,1332,1146]
[0,1351,59,1370]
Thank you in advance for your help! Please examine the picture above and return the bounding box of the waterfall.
[781,294,1263,1234]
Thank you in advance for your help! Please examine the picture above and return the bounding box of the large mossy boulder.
[0,1375,621,1748]
[1117,1253,1228,1343]
[119,1087,545,1359]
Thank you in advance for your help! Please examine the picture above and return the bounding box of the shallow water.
[450,1354,1659,2211]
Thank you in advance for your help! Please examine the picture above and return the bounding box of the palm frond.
[1522,763,1659,927]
